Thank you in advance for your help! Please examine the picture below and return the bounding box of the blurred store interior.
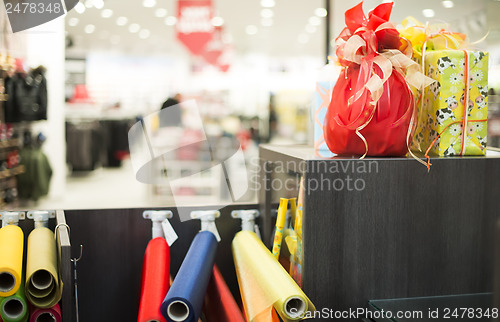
[2,0,500,210]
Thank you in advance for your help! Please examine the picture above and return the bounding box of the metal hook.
[54,223,70,239]
[71,245,83,263]
[71,244,83,322]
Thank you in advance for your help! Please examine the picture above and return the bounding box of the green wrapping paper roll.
[25,228,62,309]
[1,276,28,322]
[0,225,24,297]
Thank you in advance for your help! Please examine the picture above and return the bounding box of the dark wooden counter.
[259,144,500,321]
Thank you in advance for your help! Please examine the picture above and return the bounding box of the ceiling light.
[93,0,104,9]
[84,0,93,8]
[260,0,275,7]
[84,24,95,34]
[315,8,327,17]
[164,16,177,26]
[245,25,258,35]
[139,29,151,39]
[305,24,316,33]
[442,0,454,8]
[261,8,274,18]
[101,9,113,18]
[129,23,141,33]
[74,2,85,14]
[116,16,128,26]
[309,16,321,26]
[68,17,79,27]
[212,16,224,26]
[422,9,435,18]
[261,18,273,27]
[155,8,167,18]
[142,0,156,8]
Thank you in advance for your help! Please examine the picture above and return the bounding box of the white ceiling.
[65,0,499,59]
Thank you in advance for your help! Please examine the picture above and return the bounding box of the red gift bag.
[324,2,427,157]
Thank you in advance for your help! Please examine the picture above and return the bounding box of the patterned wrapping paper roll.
[25,228,63,309]
[0,225,24,297]
[138,237,170,322]
[161,231,218,322]
[232,231,316,322]
[29,303,61,322]
[0,276,28,322]
[202,265,245,322]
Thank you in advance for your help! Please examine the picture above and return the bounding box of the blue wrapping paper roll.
[161,231,217,322]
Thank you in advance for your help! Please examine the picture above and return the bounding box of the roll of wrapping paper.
[25,228,63,309]
[138,237,170,322]
[290,177,304,286]
[161,231,217,322]
[202,265,244,322]
[29,304,61,322]
[272,198,288,259]
[0,225,23,297]
[232,231,315,322]
[0,276,28,322]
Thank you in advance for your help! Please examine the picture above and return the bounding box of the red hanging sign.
[216,46,233,72]
[201,26,233,72]
[202,26,224,65]
[176,0,214,55]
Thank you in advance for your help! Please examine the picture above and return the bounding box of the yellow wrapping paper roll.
[232,231,315,322]
[25,227,63,308]
[0,225,24,297]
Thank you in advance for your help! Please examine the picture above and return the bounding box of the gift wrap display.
[232,231,315,322]
[29,303,62,322]
[0,277,28,322]
[25,227,63,309]
[138,237,170,322]
[161,231,218,322]
[202,265,245,322]
[401,19,489,157]
[0,225,24,298]
[0,220,64,322]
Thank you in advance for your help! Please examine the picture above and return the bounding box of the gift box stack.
[401,18,489,157]
[318,1,489,164]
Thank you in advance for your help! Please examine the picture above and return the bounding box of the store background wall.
[26,18,66,199]
[85,52,190,115]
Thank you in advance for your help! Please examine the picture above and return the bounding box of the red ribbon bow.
[336,2,401,66]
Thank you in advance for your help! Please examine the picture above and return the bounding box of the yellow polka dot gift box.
[412,49,488,157]
[399,17,488,157]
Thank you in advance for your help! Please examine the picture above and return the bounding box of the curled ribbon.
[333,2,433,161]
[399,17,467,57]
[399,17,487,169]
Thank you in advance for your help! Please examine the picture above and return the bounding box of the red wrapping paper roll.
[138,237,170,322]
[203,265,245,322]
[29,303,62,322]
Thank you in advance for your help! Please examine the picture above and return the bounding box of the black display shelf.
[259,144,500,321]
